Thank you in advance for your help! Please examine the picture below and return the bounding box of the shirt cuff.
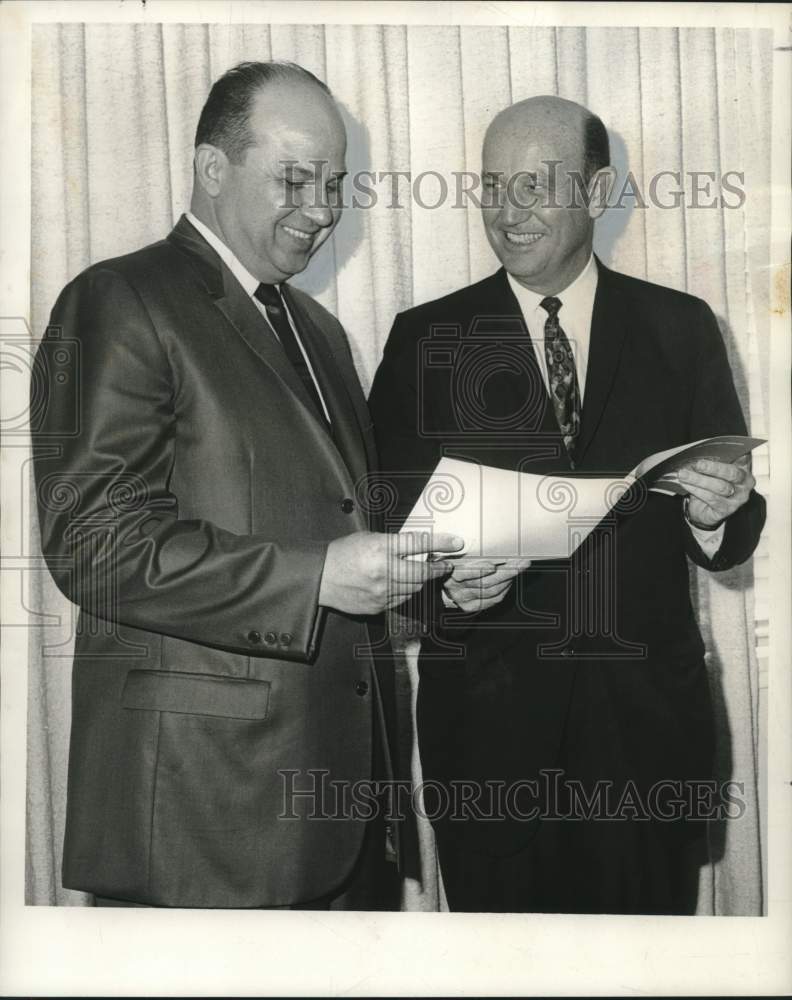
[686,515,726,558]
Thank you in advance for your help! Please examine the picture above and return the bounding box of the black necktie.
[254,283,329,427]
[540,296,581,459]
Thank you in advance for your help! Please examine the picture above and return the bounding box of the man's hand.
[442,556,532,614]
[319,531,464,615]
[679,456,755,529]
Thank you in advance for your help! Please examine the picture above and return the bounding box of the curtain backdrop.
[27,22,772,914]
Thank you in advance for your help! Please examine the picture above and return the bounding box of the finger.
[390,555,453,589]
[678,468,738,498]
[450,561,498,583]
[476,580,514,599]
[395,531,464,558]
[450,556,497,570]
[443,580,477,601]
[440,586,482,613]
[501,557,533,570]
[487,558,533,581]
[443,581,485,605]
[736,466,755,491]
[447,577,513,601]
[470,563,530,587]
[469,570,515,590]
[684,482,736,515]
[690,459,743,483]
[451,592,510,614]
[447,563,530,594]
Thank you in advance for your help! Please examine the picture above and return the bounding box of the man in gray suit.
[32,61,460,909]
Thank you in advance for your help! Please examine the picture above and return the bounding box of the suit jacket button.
[247,630,262,644]
[280,632,292,647]
[340,498,355,514]
[264,631,277,645]
[355,680,369,696]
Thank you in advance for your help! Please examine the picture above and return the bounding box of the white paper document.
[400,436,765,560]
[401,457,632,560]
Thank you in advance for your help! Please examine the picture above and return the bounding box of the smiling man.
[369,95,766,914]
[32,61,461,910]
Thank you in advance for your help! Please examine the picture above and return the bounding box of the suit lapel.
[167,215,367,487]
[282,285,370,486]
[168,218,324,414]
[575,260,630,463]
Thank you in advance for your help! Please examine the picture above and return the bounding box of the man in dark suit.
[369,95,766,914]
[32,61,461,909]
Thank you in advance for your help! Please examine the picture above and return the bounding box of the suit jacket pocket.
[121,669,270,720]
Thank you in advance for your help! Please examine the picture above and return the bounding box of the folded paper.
[401,435,765,560]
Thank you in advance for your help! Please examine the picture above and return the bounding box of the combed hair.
[194,61,332,163]
[583,111,610,181]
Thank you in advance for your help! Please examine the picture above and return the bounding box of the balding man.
[32,61,462,909]
[369,96,765,914]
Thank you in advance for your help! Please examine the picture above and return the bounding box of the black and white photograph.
[1,0,790,995]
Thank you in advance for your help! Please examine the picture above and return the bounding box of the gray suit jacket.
[32,215,394,907]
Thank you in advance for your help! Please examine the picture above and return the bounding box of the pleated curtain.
[27,22,772,913]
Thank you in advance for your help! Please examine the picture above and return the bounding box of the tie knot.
[540,296,562,318]
[254,283,282,311]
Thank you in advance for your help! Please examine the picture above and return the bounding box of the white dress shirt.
[185,211,331,424]
[506,253,598,402]
[504,255,724,558]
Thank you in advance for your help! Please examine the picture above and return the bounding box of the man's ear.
[194,143,228,198]
[587,166,617,220]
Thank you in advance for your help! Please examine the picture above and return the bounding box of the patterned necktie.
[254,283,329,428]
[540,295,580,458]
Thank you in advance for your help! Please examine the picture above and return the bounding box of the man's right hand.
[318,531,464,615]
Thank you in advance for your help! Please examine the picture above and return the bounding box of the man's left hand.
[678,456,754,529]
[442,556,532,613]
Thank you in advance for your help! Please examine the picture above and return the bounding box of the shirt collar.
[506,253,598,324]
[185,211,272,298]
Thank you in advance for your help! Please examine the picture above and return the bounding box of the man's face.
[481,117,595,295]
[214,82,346,283]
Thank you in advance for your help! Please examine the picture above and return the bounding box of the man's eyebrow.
[281,165,314,180]
[281,165,348,180]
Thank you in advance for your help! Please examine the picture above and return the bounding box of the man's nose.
[500,184,539,225]
[299,197,335,228]
[498,194,534,227]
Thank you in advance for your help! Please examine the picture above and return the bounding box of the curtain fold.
[27,22,772,914]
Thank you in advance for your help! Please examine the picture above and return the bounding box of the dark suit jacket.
[32,215,399,907]
[368,261,766,857]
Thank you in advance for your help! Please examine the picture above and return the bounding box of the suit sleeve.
[32,268,327,662]
[369,313,456,631]
[369,312,442,524]
[683,298,766,571]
